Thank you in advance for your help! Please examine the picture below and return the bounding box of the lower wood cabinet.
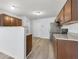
[53,39,78,59]
[53,39,58,59]
[26,34,32,56]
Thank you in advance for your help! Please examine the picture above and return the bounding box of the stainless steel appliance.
[61,29,68,34]
[50,22,61,41]
[50,22,61,34]
[50,22,68,41]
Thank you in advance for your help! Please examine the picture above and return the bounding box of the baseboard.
[33,37,49,40]
[0,51,14,59]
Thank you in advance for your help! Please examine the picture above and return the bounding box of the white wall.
[0,27,25,59]
[62,23,78,33]
[32,17,56,39]
[21,16,32,35]
[0,10,21,19]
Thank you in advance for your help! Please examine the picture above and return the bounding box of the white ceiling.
[0,0,67,20]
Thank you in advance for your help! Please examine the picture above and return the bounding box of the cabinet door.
[72,0,78,21]
[54,40,58,59]
[17,19,22,26]
[15,19,22,26]
[3,16,11,26]
[67,41,78,59]
[26,34,32,56]
[64,0,71,22]
[59,9,64,24]
[57,40,78,59]
[57,40,67,59]
[10,17,16,26]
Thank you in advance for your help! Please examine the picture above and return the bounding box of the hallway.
[27,37,55,59]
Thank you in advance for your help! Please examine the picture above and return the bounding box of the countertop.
[53,33,78,41]
[27,33,32,36]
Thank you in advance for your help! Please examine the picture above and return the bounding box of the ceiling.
[0,0,67,20]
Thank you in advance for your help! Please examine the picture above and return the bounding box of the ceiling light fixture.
[32,11,44,15]
[11,5,15,10]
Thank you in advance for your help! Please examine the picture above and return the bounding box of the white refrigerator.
[0,27,25,59]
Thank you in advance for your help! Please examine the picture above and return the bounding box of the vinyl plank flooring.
[0,52,14,59]
[27,37,55,59]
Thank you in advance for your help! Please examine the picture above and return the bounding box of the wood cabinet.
[15,18,22,26]
[71,0,78,21]
[58,9,64,24]
[3,16,12,26]
[53,39,78,59]
[55,0,78,25]
[26,34,32,56]
[0,15,1,25]
[64,0,71,22]
[0,14,22,26]
[53,39,58,59]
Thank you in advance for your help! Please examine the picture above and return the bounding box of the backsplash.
[62,23,78,33]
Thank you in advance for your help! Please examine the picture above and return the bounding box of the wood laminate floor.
[0,52,14,59]
[27,37,55,59]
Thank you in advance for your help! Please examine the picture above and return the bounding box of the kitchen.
[0,0,78,59]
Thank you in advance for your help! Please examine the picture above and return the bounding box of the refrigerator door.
[50,23,61,33]
[0,27,25,59]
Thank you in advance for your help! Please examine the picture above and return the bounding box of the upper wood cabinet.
[10,17,16,26]
[64,0,71,22]
[59,9,64,24]
[0,14,22,26]
[55,0,78,25]
[3,16,12,26]
[16,19,22,26]
[71,0,78,21]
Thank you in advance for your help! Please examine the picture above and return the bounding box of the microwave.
[61,29,68,34]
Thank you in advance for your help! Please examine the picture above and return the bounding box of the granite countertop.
[53,33,78,41]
